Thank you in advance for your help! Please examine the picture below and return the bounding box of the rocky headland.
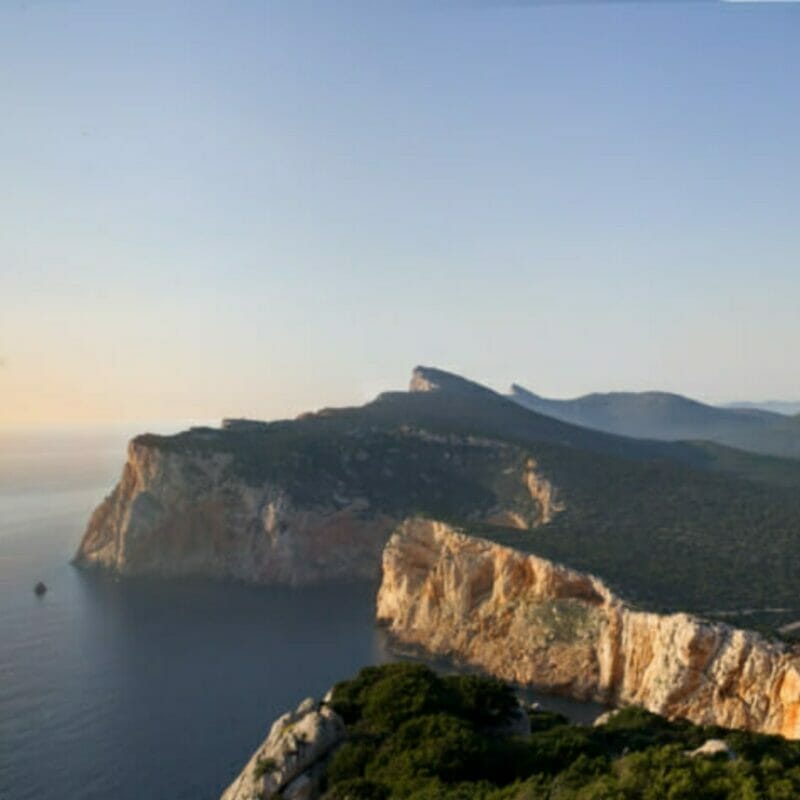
[73,426,553,584]
[376,518,800,739]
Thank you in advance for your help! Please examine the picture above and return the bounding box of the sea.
[0,425,600,800]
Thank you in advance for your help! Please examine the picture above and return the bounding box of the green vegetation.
[136,424,528,524]
[323,664,800,800]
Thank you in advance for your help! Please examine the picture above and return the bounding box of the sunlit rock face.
[377,518,800,739]
[73,439,397,585]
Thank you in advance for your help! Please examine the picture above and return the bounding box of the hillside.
[510,383,800,461]
[726,400,800,416]
[76,366,800,633]
[352,368,800,486]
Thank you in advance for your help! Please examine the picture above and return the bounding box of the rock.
[220,696,346,800]
[376,518,800,739]
[34,581,47,596]
[296,697,317,715]
[688,739,735,759]
[592,709,621,727]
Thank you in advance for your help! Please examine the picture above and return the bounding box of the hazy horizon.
[2,364,799,432]
[3,1,799,426]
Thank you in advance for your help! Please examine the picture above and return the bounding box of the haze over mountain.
[510,384,800,461]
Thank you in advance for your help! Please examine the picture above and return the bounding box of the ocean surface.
[0,425,600,800]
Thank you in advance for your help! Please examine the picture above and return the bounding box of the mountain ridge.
[510,382,800,461]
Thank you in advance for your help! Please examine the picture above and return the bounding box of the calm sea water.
[0,426,599,800]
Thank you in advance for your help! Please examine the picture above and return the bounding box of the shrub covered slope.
[324,664,800,800]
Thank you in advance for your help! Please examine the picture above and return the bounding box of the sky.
[1,0,799,427]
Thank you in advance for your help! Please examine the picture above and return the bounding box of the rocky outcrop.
[687,739,735,759]
[376,519,800,739]
[522,458,563,525]
[221,697,346,800]
[74,439,397,584]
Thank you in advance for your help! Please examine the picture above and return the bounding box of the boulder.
[593,709,622,727]
[687,739,735,760]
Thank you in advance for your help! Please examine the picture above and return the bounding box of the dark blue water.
[0,427,600,800]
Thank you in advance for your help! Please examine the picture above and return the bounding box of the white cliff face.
[221,697,346,800]
[74,440,396,584]
[376,519,800,739]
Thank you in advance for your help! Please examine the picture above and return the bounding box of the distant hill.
[724,400,800,416]
[510,384,800,461]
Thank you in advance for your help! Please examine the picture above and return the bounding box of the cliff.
[74,439,396,583]
[74,427,552,584]
[376,518,800,739]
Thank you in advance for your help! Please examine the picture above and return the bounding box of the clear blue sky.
[1,0,799,425]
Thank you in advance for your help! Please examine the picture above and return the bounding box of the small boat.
[34,581,47,596]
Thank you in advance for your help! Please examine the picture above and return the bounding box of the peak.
[409,366,499,399]
[409,366,448,392]
[509,383,541,400]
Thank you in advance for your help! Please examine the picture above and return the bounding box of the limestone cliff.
[74,438,396,584]
[74,426,553,584]
[377,519,800,739]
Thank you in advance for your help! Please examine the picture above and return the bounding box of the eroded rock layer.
[376,518,800,739]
